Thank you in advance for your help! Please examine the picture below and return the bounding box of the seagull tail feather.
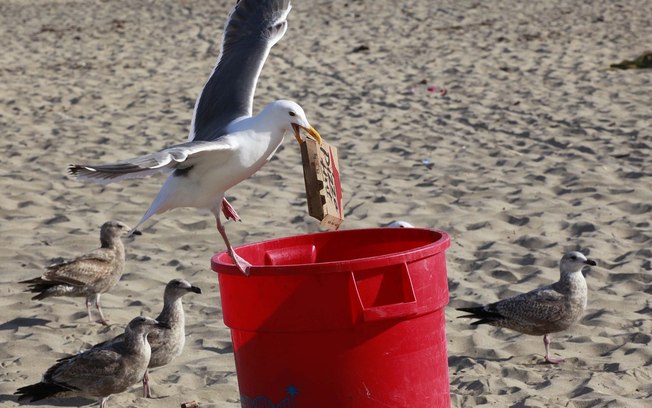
[456,306,503,325]
[20,277,56,300]
[15,382,71,402]
[127,177,178,236]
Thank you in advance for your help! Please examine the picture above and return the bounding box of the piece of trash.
[300,138,344,230]
[427,85,448,96]
[409,81,448,96]
[351,45,370,53]
[421,159,434,170]
[181,401,199,408]
[610,51,652,69]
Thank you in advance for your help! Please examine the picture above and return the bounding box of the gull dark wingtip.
[14,382,72,402]
[67,164,80,175]
[456,306,504,325]
[67,164,94,177]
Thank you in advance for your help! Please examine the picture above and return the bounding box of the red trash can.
[211,228,451,408]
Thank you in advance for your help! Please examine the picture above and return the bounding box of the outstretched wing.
[68,140,233,183]
[189,0,292,142]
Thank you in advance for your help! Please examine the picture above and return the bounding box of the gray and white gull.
[68,0,321,276]
[20,220,138,325]
[457,251,596,364]
[15,316,168,408]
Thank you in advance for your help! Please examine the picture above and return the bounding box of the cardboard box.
[300,138,344,230]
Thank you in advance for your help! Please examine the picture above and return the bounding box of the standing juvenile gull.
[67,0,321,276]
[92,279,202,398]
[20,220,138,325]
[14,316,168,408]
[457,251,596,364]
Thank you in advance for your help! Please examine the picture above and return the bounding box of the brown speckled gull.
[457,251,596,364]
[14,316,168,408]
[20,220,138,325]
[144,279,201,397]
[94,279,201,398]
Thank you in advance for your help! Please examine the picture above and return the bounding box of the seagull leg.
[218,218,252,275]
[543,334,564,364]
[100,396,109,408]
[143,369,151,398]
[221,198,241,222]
[85,296,94,323]
[95,294,109,326]
[212,206,251,275]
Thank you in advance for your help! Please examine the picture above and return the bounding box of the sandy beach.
[1,0,650,406]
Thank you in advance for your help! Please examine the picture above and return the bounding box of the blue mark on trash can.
[241,385,298,408]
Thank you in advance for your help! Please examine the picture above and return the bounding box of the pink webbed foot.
[543,334,565,364]
[229,249,252,276]
[221,198,241,222]
[544,355,565,364]
[213,204,249,275]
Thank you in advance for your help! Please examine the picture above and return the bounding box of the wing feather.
[68,140,234,183]
[189,0,292,141]
[43,249,119,286]
[493,287,566,324]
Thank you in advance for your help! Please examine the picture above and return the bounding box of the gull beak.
[292,123,323,145]
[189,285,202,294]
[155,321,171,330]
[581,258,596,277]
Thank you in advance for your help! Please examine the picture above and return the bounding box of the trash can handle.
[350,262,419,322]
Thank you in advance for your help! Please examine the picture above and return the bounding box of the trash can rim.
[211,227,450,275]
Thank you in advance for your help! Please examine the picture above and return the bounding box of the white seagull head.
[263,100,322,145]
[559,251,596,275]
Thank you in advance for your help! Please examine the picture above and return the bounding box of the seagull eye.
[570,255,577,260]
[289,111,296,117]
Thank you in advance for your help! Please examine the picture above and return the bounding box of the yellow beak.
[293,124,323,145]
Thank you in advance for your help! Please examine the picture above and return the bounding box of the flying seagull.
[457,251,596,364]
[92,279,202,398]
[68,0,321,275]
[15,316,168,408]
[20,220,138,325]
